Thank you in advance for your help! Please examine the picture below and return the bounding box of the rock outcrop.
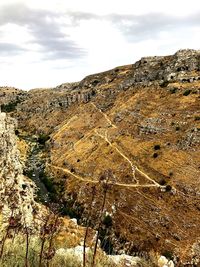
[0,111,38,231]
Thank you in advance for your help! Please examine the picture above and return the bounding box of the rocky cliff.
[0,112,39,231]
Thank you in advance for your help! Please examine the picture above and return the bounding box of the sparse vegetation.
[0,232,154,267]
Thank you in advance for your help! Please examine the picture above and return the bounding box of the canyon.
[0,49,200,266]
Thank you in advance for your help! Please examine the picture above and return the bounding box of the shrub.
[170,88,177,94]
[165,185,172,192]
[38,134,50,145]
[154,144,161,150]
[162,250,174,260]
[39,172,56,195]
[102,215,113,227]
[175,126,180,131]
[183,89,191,96]
[15,129,20,136]
[159,178,167,186]
[153,153,158,158]
[1,101,19,113]
[160,81,169,88]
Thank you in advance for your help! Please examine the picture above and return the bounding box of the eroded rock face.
[0,112,38,230]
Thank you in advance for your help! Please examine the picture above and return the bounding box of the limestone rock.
[0,111,38,230]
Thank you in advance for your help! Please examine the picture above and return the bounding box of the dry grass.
[0,234,155,267]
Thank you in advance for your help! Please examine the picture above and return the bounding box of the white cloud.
[0,0,200,89]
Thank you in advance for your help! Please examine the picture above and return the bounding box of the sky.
[0,0,200,89]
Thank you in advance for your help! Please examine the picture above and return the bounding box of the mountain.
[0,49,200,266]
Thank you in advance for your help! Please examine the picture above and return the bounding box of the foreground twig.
[24,226,30,267]
[91,171,110,267]
[83,186,96,267]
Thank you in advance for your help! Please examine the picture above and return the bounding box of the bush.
[160,81,169,88]
[170,88,177,94]
[102,215,113,227]
[162,250,174,260]
[15,129,20,136]
[165,185,172,192]
[183,89,191,96]
[1,101,19,113]
[159,178,167,186]
[38,134,50,145]
[154,144,161,150]
[153,153,158,158]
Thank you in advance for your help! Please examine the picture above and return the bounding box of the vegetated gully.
[22,135,83,217]
[23,135,51,204]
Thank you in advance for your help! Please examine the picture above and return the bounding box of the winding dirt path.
[48,164,164,189]
[91,102,161,187]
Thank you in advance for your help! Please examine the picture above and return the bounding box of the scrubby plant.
[152,153,158,158]
[38,134,50,145]
[102,214,113,228]
[154,144,161,150]
[159,178,167,186]
[183,89,191,96]
[162,250,174,260]
[170,88,177,94]
[165,185,172,192]
[1,101,20,113]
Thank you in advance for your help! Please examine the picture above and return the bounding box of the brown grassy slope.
[47,81,200,262]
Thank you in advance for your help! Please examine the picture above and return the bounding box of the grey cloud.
[105,13,200,42]
[54,10,200,46]
[0,42,26,56]
[0,4,85,60]
[67,11,98,26]
[0,3,199,60]
[64,11,200,42]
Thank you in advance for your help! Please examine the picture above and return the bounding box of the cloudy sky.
[0,0,200,89]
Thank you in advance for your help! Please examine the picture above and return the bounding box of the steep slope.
[47,82,200,262]
[46,49,200,264]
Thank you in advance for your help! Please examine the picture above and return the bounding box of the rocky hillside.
[0,111,38,231]
[0,49,200,266]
